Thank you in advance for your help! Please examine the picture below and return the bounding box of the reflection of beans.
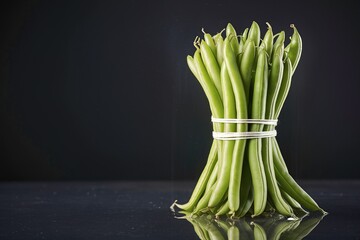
[184,212,325,240]
[252,222,267,240]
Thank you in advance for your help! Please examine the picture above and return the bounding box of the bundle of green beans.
[172,21,327,218]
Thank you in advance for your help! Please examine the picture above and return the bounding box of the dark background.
[0,0,359,181]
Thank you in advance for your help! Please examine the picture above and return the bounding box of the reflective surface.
[181,212,325,240]
[0,181,359,239]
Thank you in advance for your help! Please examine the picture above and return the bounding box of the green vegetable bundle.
[172,22,326,218]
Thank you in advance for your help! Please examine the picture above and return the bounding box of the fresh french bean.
[248,49,268,217]
[285,24,302,73]
[200,40,223,99]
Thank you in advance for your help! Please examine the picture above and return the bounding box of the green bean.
[200,40,223,99]
[203,29,217,56]
[209,39,248,210]
[187,55,200,80]
[216,201,230,217]
[238,188,254,218]
[284,24,302,73]
[267,45,284,118]
[273,158,324,212]
[272,31,285,58]
[242,28,249,41]
[211,188,229,214]
[228,123,247,214]
[206,162,218,192]
[272,137,288,172]
[214,33,224,65]
[248,21,261,46]
[217,61,236,212]
[260,22,274,56]
[239,27,249,53]
[226,23,239,53]
[248,49,268,217]
[281,189,308,213]
[194,183,217,213]
[193,50,224,120]
[224,39,248,212]
[274,57,292,119]
[240,40,256,98]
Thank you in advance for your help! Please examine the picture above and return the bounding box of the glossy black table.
[0,180,359,239]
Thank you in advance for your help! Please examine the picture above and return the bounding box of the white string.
[213,130,277,140]
[211,116,278,126]
[211,117,278,140]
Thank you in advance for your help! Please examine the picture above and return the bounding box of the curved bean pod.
[274,57,292,119]
[272,31,285,60]
[224,39,248,212]
[214,33,224,65]
[226,23,239,53]
[239,27,249,53]
[248,21,261,46]
[200,40,222,99]
[273,158,324,212]
[216,201,230,217]
[240,40,256,99]
[206,161,218,192]
[193,49,224,123]
[208,39,248,209]
[260,22,274,56]
[285,24,302,73]
[203,30,217,55]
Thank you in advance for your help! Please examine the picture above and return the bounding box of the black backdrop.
[1,0,359,180]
